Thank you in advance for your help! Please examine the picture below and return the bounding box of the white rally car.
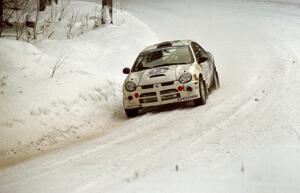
[122,40,220,117]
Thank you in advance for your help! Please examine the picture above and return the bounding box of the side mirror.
[123,67,131,74]
[198,57,208,63]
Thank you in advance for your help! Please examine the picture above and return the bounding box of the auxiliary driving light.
[177,85,184,91]
[187,86,193,92]
[128,95,133,100]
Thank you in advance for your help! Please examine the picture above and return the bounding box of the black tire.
[193,78,207,106]
[125,108,139,118]
[212,68,220,89]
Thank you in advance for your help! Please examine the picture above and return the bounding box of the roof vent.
[150,74,166,78]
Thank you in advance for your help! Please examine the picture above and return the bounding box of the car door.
[191,42,211,85]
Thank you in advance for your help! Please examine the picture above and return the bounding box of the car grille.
[141,84,154,89]
[160,89,180,101]
[140,97,158,104]
[161,93,180,101]
[139,83,180,104]
[140,92,156,98]
[160,89,178,95]
[141,81,174,90]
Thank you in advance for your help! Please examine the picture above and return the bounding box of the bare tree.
[101,0,112,25]
[51,50,67,78]
[0,0,63,40]
[65,10,78,39]
[33,0,40,39]
[58,0,71,21]
[0,3,14,37]
[15,0,32,40]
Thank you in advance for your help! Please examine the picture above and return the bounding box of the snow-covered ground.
[1,0,300,192]
[0,1,158,166]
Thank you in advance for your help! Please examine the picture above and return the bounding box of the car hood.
[126,64,194,86]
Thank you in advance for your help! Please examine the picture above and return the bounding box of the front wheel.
[193,78,207,106]
[125,108,139,118]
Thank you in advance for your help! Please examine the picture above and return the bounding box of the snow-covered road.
[1,0,300,192]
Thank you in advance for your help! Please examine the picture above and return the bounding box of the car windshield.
[132,46,194,72]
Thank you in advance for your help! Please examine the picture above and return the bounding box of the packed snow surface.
[1,0,300,192]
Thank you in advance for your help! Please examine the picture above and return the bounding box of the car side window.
[191,42,201,63]
[196,43,207,56]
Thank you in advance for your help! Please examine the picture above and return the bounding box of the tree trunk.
[0,0,3,26]
[39,0,47,11]
[101,0,113,24]
[47,0,58,5]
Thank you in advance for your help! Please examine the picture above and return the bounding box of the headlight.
[179,73,192,84]
[125,81,137,92]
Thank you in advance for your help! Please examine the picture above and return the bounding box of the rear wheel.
[193,78,207,106]
[125,108,139,118]
[212,68,220,89]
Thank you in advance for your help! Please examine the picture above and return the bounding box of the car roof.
[142,40,193,52]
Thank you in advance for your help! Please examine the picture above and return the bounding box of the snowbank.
[0,0,158,166]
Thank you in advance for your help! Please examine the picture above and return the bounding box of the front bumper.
[123,80,200,109]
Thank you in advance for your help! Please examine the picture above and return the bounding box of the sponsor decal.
[148,67,169,76]
[177,95,198,102]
